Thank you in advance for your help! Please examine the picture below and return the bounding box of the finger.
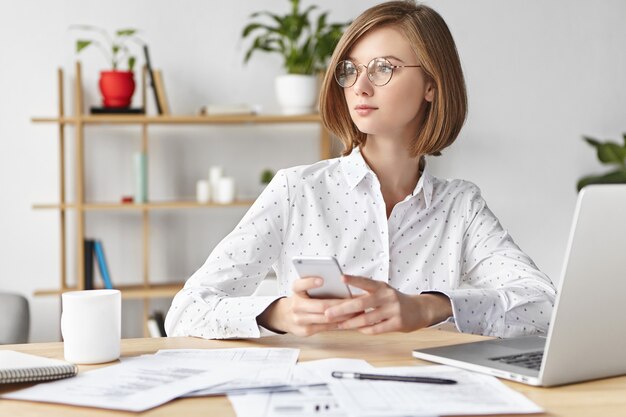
[295,322,341,337]
[290,311,356,326]
[292,277,323,294]
[342,275,386,292]
[337,306,388,330]
[357,319,397,335]
[324,295,379,319]
[324,311,360,323]
[291,312,335,326]
[295,297,349,314]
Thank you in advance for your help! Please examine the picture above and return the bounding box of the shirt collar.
[340,147,434,209]
[340,147,370,190]
[412,165,434,209]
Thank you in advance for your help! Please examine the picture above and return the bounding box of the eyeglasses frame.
[334,57,422,88]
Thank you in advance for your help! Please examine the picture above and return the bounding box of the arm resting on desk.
[438,186,557,337]
[165,171,290,339]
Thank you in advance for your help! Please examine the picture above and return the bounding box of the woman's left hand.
[324,275,453,334]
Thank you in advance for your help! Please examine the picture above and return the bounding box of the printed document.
[228,358,373,417]
[155,348,299,396]
[228,362,542,417]
[2,354,244,412]
[230,384,345,417]
[328,365,543,416]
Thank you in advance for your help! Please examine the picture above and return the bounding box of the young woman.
[165,1,556,340]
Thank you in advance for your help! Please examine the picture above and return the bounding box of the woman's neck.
[360,137,421,200]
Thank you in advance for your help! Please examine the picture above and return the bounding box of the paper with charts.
[228,361,542,417]
[1,354,246,412]
[228,358,372,417]
[155,347,299,396]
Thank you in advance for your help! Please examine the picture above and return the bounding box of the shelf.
[31,64,330,337]
[32,113,322,125]
[34,282,183,299]
[32,200,255,211]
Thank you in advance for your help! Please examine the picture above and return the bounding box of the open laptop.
[412,184,626,386]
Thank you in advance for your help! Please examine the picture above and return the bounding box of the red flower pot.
[99,71,135,108]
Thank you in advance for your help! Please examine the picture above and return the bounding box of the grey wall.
[1,0,625,341]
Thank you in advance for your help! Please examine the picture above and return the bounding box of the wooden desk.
[1,329,625,416]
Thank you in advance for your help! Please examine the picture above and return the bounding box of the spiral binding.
[0,364,78,384]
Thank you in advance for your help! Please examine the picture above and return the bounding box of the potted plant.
[259,169,275,195]
[577,134,626,191]
[72,25,142,108]
[242,0,350,114]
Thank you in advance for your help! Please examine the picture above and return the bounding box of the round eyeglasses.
[334,57,421,88]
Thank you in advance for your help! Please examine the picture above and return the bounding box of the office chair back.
[0,292,30,344]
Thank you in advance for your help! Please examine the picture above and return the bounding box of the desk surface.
[1,329,625,416]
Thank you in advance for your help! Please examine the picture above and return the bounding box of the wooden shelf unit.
[33,62,331,333]
[33,200,257,211]
[32,113,324,125]
[34,282,183,300]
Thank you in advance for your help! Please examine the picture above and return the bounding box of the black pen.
[331,371,457,385]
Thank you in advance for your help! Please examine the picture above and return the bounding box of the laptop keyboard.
[489,351,544,370]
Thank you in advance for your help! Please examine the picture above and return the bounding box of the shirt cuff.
[212,295,283,339]
[438,288,504,336]
[259,326,285,337]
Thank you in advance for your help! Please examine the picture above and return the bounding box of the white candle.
[208,166,223,190]
[214,177,236,204]
[196,180,210,203]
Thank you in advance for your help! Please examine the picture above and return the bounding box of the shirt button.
[378,251,386,258]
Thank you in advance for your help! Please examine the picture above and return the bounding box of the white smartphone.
[292,256,352,299]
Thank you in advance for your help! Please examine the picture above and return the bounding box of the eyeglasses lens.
[368,58,393,86]
[335,61,357,88]
[335,58,394,88]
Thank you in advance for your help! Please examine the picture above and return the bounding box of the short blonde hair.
[319,1,467,157]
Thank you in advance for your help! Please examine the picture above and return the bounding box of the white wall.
[1,0,625,342]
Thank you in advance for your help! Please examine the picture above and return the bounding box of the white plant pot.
[275,74,319,115]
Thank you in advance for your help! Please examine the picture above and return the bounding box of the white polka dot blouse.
[165,148,556,339]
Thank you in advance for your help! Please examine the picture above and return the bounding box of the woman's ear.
[424,80,436,103]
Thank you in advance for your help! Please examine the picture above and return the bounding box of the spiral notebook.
[0,351,78,384]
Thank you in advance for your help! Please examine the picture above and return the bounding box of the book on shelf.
[147,311,167,338]
[153,311,166,336]
[133,152,148,203]
[198,103,260,116]
[152,69,170,115]
[93,240,114,289]
[146,317,160,338]
[0,351,78,384]
[143,45,165,115]
[83,239,95,290]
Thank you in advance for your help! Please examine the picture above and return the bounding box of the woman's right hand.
[257,277,353,336]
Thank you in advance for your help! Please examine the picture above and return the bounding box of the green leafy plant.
[242,0,351,75]
[577,134,626,191]
[71,25,141,71]
[260,169,275,185]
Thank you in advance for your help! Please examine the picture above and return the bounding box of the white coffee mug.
[61,289,121,364]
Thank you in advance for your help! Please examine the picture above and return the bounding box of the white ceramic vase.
[274,74,319,115]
